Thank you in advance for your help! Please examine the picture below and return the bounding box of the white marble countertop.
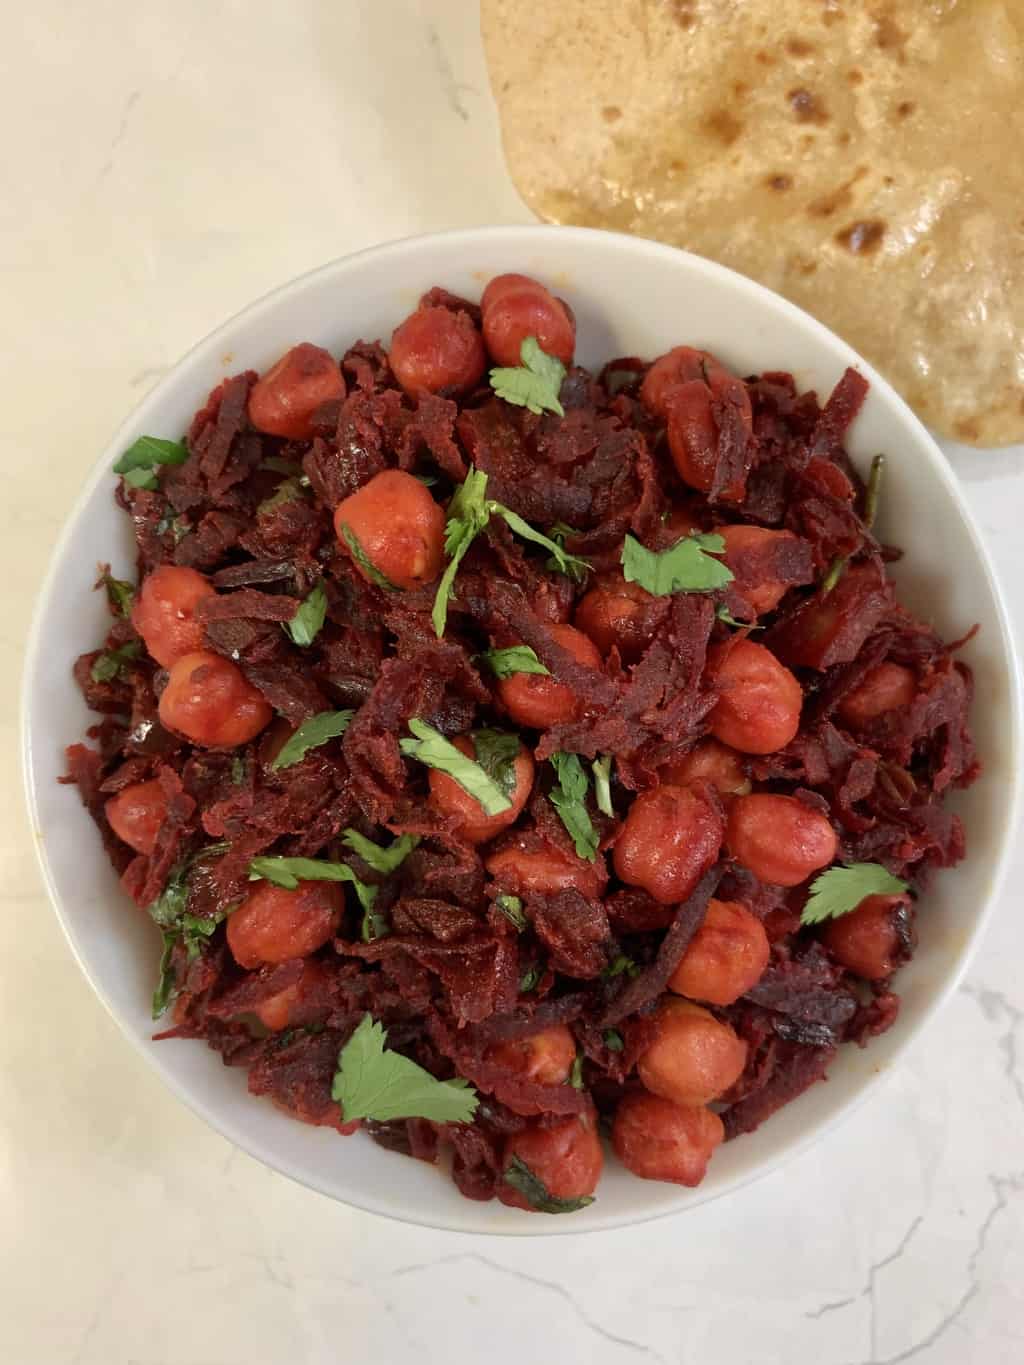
[4,4,1023,1362]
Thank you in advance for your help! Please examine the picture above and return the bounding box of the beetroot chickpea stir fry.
[64,273,977,1213]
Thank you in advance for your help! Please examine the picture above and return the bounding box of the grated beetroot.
[62,287,978,1210]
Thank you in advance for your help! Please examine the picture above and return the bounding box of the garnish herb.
[248,856,377,913]
[271,710,354,769]
[548,753,599,862]
[603,953,640,980]
[471,729,521,798]
[519,964,542,994]
[230,756,246,785]
[258,477,305,515]
[621,532,734,596]
[603,1029,625,1052]
[543,522,589,583]
[114,435,190,490]
[592,755,614,817]
[489,336,566,417]
[569,1052,584,1089]
[502,1155,595,1214]
[147,846,230,1019]
[399,718,513,817]
[331,1014,479,1124]
[100,571,135,617]
[432,467,590,636]
[495,894,527,931]
[342,829,420,875]
[91,640,142,684]
[481,645,550,680]
[338,523,398,592]
[822,453,885,597]
[801,862,909,927]
[716,604,760,630]
[284,581,328,647]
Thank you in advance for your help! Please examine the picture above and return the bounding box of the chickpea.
[640,347,752,498]
[612,1090,724,1187]
[496,624,602,728]
[668,898,770,1005]
[389,304,486,397]
[131,564,216,668]
[726,793,837,887]
[427,734,534,845]
[248,343,346,440]
[497,1114,603,1210]
[659,738,750,798]
[334,469,445,590]
[485,840,605,898]
[613,784,722,905]
[574,573,657,661]
[104,778,169,856]
[637,998,747,1107]
[481,273,576,368]
[226,881,343,969]
[718,524,804,615]
[838,662,917,727]
[707,639,802,755]
[254,960,330,1031]
[822,894,907,979]
[158,650,273,748]
[486,1025,576,1086]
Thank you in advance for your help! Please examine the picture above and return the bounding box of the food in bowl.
[62,272,977,1214]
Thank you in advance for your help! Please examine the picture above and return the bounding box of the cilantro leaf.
[145,857,227,1018]
[716,604,760,629]
[489,336,566,417]
[91,640,142,684]
[519,964,542,994]
[548,753,599,862]
[603,1029,624,1052]
[360,901,390,943]
[495,894,527,931]
[114,435,189,490]
[491,504,591,580]
[432,469,491,637]
[621,532,734,596]
[271,710,353,769]
[284,581,328,647]
[258,477,305,515]
[399,718,513,816]
[342,828,420,875]
[431,468,591,636]
[592,755,614,817]
[502,1155,595,1214]
[481,645,550,680]
[338,523,398,592]
[603,953,639,980]
[569,1052,584,1089]
[801,863,909,927]
[331,1014,479,1124]
[248,856,377,913]
[472,729,521,798]
[100,571,135,617]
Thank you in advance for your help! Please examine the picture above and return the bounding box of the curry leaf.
[502,1155,595,1214]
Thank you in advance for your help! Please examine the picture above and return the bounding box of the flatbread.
[482,0,1024,446]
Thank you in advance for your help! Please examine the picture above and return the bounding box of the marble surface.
[4,4,1023,1361]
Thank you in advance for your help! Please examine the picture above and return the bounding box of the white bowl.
[22,226,1022,1234]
